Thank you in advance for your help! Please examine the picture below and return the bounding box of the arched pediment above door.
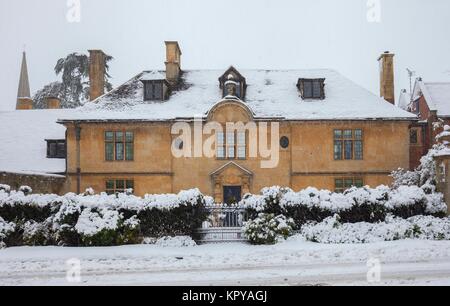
[210,161,253,203]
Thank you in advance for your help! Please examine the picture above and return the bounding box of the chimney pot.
[45,96,61,109]
[88,50,106,101]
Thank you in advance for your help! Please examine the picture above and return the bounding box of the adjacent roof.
[397,89,412,111]
[0,109,70,175]
[412,79,450,117]
[58,69,416,122]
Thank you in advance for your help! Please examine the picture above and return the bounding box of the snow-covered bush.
[0,184,11,193]
[19,186,33,196]
[241,185,447,230]
[154,236,197,247]
[0,188,208,247]
[0,217,15,249]
[392,144,448,193]
[22,220,54,246]
[243,213,294,245]
[72,207,140,246]
[301,215,450,244]
[0,191,58,224]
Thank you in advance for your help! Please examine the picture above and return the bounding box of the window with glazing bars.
[105,179,134,195]
[105,131,134,161]
[216,131,246,160]
[334,129,363,160]
[335,177,364,193]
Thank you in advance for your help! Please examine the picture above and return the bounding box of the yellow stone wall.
[62,100,411,200]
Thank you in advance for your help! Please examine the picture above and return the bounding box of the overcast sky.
[1,0,449,111]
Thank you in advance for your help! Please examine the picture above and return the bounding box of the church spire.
[16,51,33,110]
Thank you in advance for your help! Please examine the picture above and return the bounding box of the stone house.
[0,42,418,204]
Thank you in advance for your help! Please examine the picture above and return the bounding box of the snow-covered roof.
[412,80,450,117]
[58,69,416,121]
[140,70,166,81]
[397,89,412,111]
[0,109,70,175]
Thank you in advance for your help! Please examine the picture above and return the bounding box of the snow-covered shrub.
[0,191,58,224]
[301,215,450,244]
[0,217,15,248]
[0,184,11,193]
[135,189,208,238]
[243,213,294,245]
[83,187,95,196]
[155,236,197,247]
[392,144,448,193]
[22,220,54,246]
[75,207,121,246]
[0,188,208,247]
[19,186,33,195]
[241,185,447,230]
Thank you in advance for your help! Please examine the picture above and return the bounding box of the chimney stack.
[88,50,105,101]
[378,51,395,104]
[45,96,61,109]
[165,41,182,87]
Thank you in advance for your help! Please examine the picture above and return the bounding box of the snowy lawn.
[1,238,450,286]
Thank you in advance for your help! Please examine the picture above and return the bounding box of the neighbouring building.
[434,126,450,213]
[0,43,417,204]
[399,79,450,169]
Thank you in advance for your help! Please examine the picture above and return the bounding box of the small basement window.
[46,140,66,159]
[297,78,326,100]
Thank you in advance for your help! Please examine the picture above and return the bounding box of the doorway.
[223,186,242,204]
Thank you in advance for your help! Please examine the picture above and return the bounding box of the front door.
[223,186,242,204]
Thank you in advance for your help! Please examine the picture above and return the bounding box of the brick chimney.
[45,96,61,109]
[378,51,395,104]
[88,50,105,101]
[165,41,182,87]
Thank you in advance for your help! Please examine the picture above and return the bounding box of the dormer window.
[219,66,247,100]
[297,78,326,100]
[142,80,170,101]
[224,76,240,98]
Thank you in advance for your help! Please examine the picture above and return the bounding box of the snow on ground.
[1,238,450,286]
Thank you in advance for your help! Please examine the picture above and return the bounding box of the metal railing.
[196,204,249,243]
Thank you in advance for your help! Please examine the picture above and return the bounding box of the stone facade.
[0,172,66,194]
[61,100,411,200]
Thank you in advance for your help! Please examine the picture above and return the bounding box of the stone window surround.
[105,130,134,162]
[334,129,364,161]
[334,177,364,193]
[105,179,134,195]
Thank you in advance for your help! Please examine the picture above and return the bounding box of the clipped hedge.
[301,215,450,244]
[0,186,209,248]
[241,185,448,230]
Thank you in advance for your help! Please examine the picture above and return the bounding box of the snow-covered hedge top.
[240,185,447,215]
[0,187,205,211]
